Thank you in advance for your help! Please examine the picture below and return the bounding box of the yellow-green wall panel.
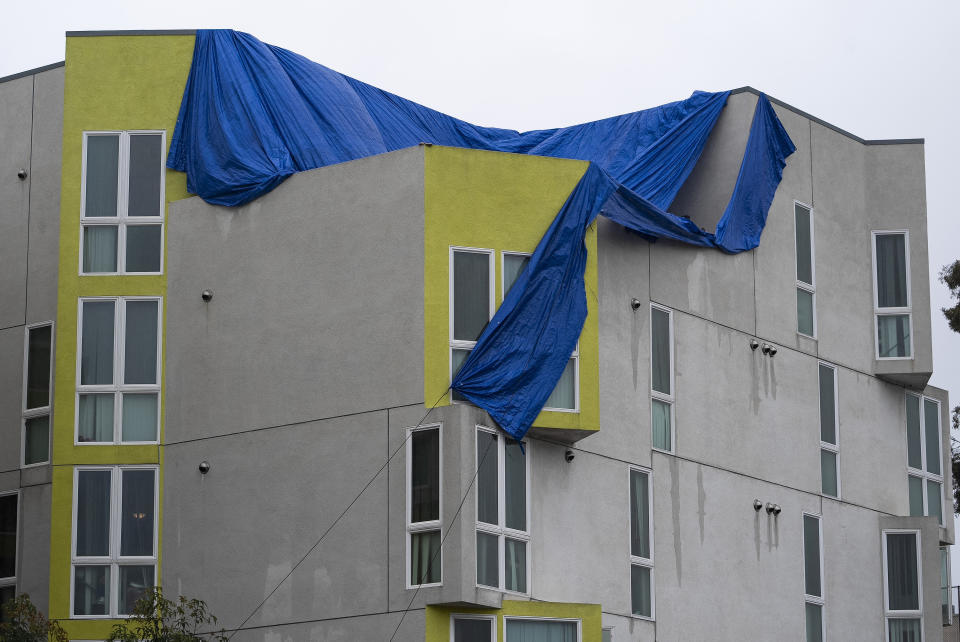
[424,146,599,434]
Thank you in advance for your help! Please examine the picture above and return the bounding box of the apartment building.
[0,30,953,642]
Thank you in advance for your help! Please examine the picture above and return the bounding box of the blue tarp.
[168,30,796,441]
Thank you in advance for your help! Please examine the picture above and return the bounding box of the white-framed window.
[602,627,614,642]
[71,466,157,618]
[650,303,674,453]
[504,617,581,641]
[803,513,824,642]
[941,547,952,626]
[882,529,922,641]
[76,297,161,445]
[0,491,19,610]
[906,394,943,526]
[629,467,654,620]
[502,252,578,411]
[476,426,529,594]
[795,202,816,337]
[450,614,496,641]
[872,231,912,359]
[818,363,839,498]
[450,247,495,402]
[22,322,53,467]
[406,423,442,588]
[81,131,165,275]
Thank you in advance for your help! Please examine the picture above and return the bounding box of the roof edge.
[0,61,65,85]
[66,29,197,37]
[729,86,923,146]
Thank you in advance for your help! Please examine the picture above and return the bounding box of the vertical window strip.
[450,248,494,402]
[883,530,923,641]
[407,424,442,588]
[795,202,816,337]
[81,131,165,275]
[650,304,674,452]
[872,231,912,359]
[22,323,53,466]
[818,363,839,498]
[803,513,824,642]
[905,394,944,525]
[0,491,18,603]
[629,467,654,620]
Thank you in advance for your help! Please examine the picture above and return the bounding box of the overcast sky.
[4,0,960,578]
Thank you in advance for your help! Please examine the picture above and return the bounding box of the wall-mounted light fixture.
[199,460,211,474]
[201,289,214,302]
[17,168,27,180]
[753,499,763,511]
[564,449,575,463]
[750,339,760,351]
[630,298,642,311]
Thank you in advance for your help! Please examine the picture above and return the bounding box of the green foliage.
[107,588,228,642]
[0,593,68,642]
[941,260,960,333]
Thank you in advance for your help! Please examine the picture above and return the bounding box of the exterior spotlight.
[765,502,776,514]
[198,460,211,474]
[749,339,760,351]
[17,168,27,180]
[201,289,214,302]
[761,343,772,355]
[753,499,763,511]
[768,346,777,357]
[630,298,642,311]
[564,449,575,463]
[772,504,782,516]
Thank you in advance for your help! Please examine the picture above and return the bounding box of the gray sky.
[4,0,960,581]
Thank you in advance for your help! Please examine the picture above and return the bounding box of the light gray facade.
[0,62,63,616]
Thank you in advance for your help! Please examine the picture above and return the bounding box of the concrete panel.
[230,608,425,642]
[162,411,389,631]
[166,147,425,444]
[18,482,51,614]
[25,67,63,325]
[0,327,24,472]
[0,75,33,330]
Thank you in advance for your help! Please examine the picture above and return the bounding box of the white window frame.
[406,423,443,589]
[75,297,162,445]
[802,512,825,641]
[650,303,675,454]
[22,321,54,467]
[818,362,840,499]
[450,613,496,642]
[795,201,816,338]
[503,616,582,641]
[0,490,20,598]
[475,425,531,596]
[450,247,495,401]
[882,529,924,640]
[629,466,655,621]
[502,250,579,413]
[871,230,913,360]
[906,393,943,526]
[80,130,166,276]
[70,465,158,619]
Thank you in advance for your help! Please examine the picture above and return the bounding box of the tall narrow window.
[883,530,922,640]
[407,424,441,587]
[803,514,824,642]
[72,466,156,617]
[795,203,816,337]
[873,231,912,359]
[630,468,654,619]
[22,323,53,466]
[81,131,164,274]
[503,251,578,411]
[650,304,674,452]
[941,547,952,626]
[476,426,529,594]
[77,298,161,444]
[906,394,943,525]
[819,363,839,498]
[0,492,18,611]
[450,248,494,401]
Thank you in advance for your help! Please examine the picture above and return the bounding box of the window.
[22,323,53,466]
[76,298,161,444]
[872,231,911,359]
[72,466,156,617]
[81,131,164,275]
[819,363,839,498]
[505,618,580,642]
[476,426,529,594]
[630,467,654,619]
[803,514,824,642]
[906,394,943,525]
[451,614,496,642]
[407,424,441,587]
[602,628,613,642]
[795,202,816,337]
[650,304,674,452]
[503,252,578,411]
[883,530,922,641]
[451,248,494,402]
[0,492,18,613]
[941,547,952,626]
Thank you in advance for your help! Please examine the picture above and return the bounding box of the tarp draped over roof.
[168,29,796,441]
